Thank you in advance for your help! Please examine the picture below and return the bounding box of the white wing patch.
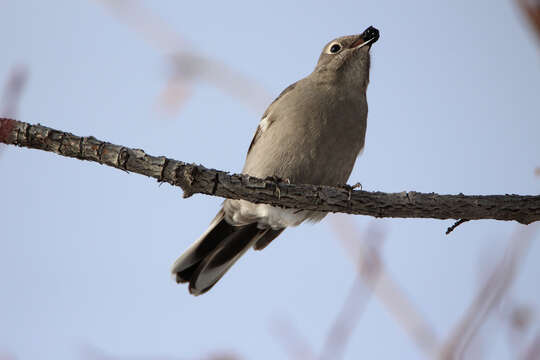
[259,116,270,133]
[247,116,272,154]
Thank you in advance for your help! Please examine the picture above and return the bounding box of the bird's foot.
[265,175,290,199]
[265,175,291,184]
[342,182,363,200]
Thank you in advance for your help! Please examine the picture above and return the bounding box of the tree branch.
[1,118,539,225]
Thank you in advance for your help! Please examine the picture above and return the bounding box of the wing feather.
[247,81,298,155]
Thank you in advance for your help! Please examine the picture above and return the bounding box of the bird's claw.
[265,175,291,184]
[343,182,363,200]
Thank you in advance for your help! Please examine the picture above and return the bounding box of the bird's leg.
[264,175,290,183]
[264,175,291,200]
[342,182,363,200]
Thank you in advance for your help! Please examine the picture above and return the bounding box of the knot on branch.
[176,164,199,198]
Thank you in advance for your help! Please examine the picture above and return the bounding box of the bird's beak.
[350,26,380,49]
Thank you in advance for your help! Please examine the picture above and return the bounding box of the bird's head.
[315,26,379,88]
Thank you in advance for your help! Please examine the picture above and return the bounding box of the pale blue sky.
[1,1,539,359]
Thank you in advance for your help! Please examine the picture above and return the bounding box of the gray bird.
[171,26,380,295]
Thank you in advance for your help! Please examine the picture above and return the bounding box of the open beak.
[350,26,380,49]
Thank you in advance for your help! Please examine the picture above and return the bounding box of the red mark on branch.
[0,118,16,143]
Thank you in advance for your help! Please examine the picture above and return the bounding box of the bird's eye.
[329,44,342,53]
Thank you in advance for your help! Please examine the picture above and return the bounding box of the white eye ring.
[326,42,342,54]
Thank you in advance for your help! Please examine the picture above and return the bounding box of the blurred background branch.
[0,65,27,157]
[319,222,385,360]
[269,316,316,360]
[81,344,242,360]
[516,0,540,43]
[0,352,17,360]
[438,224,538,359]
[331,217,440,358]
[521,332,540,360]
[93,0,271,115]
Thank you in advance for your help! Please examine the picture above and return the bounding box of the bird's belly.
[223,199,325,229]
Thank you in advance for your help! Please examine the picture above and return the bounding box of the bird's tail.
[171,210,282,295]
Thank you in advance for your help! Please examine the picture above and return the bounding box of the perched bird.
[172,26,380,295]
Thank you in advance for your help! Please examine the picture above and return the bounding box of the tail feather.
[254,228,285,250]
[171,209,233,282]
[189,223,262,295]
[171,209,283,295]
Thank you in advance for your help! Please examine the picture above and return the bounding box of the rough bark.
[1,118,539,225]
